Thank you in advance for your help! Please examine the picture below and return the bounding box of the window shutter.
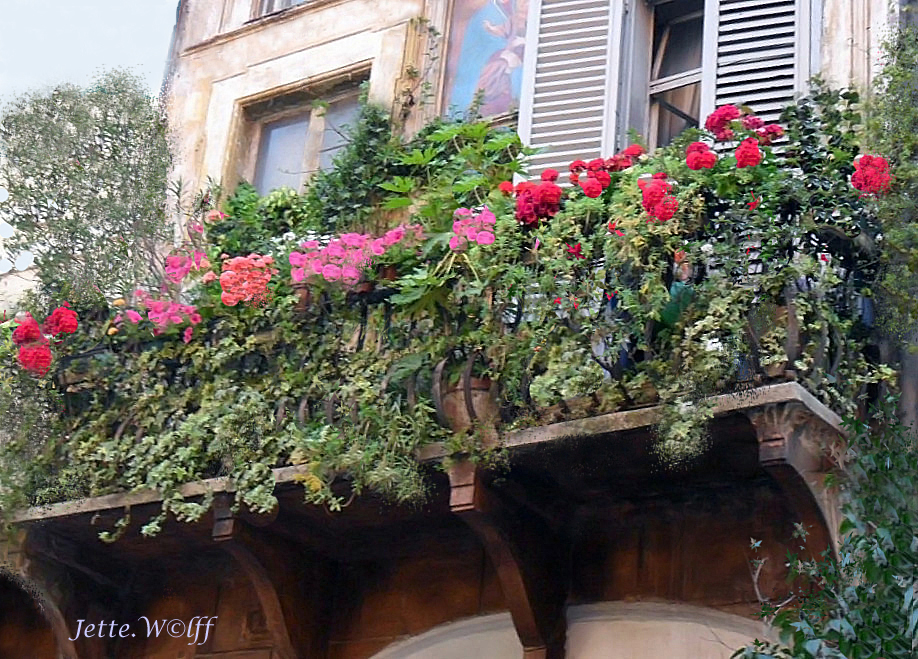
[707,0,809,125]
[519,0,615,176]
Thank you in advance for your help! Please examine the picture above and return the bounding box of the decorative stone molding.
[0,529,80,659]
[745,401,845,554]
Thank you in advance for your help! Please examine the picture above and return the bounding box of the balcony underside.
[1,382,843,658]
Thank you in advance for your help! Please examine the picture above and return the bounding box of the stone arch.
[0,569,73,659]
[565,601,772,658]
[369,602,772,659]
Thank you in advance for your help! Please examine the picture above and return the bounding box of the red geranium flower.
[705,105,741,141]
[650,196,678,222]
[18,342,53,377]
[580,177,603,198]
[12,314,43,345]
[593,170,612,189]
[735,138,763,168]
[45,303,79,335]
[586,158,605,172]
[569,160,587,174]
[623,144,645,157]
[686,142,717,170]
[852,154,892,196]
[742,115,764,130]
[541,169,559,182]
[606,154,632,172]
[639,176,671,212]
[498,181,514,195]
[755,124,785,145]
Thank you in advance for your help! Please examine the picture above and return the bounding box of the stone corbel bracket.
[212,495,296,659]
[447,461,567,659]
[746,400,847,555]
[0,528,80,659]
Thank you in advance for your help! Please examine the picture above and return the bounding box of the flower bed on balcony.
[0,86,899,538]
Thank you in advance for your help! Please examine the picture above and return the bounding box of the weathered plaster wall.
[166,0,429,195]
[820,0,895,91]
[0,267,37,316]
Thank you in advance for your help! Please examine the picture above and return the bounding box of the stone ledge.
[417,381,845,461]
[12,383,843,524]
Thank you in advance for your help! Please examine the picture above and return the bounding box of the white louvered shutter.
[710,0,807,125]
[520,0,613,176]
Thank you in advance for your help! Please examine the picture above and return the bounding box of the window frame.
[225,64,370,196]
[647,5,705,149]
[252,0,309,20]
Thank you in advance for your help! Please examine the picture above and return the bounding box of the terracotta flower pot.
[442,377,498,428]
[377,265,399,282]
[353,281,375,295]
[292,284,312,312]
[433,355,500,448]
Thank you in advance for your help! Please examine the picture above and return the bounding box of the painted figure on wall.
[442,0,529,117]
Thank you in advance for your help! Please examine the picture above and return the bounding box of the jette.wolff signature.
[69,616,218,646]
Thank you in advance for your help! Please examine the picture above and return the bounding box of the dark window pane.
[656,16,703,79]
[254,113,309,194]
[655,82,700,146]
[318,96,361,171]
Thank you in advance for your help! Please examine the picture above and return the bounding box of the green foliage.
[0,69,173,303]
[734,397,918,658]
[208,183,314,256]
[865,26,918,342]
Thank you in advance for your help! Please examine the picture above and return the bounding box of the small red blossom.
[586,158,605,172]
[639,175,671,213]
[686,142,717,170]
[605,154,632,172]
[650,196,678,222]
[541,169,559,182]
[566,243,586,260]
[607,221,624,237]
[747,192,762,210]
[742,115,764,130]
[569,160,588,174]
[593,170,611,189]
[498,181,514,195]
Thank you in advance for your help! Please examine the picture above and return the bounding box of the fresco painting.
[443,0,529,117]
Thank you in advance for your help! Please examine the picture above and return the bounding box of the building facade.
[0,1,906,658]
